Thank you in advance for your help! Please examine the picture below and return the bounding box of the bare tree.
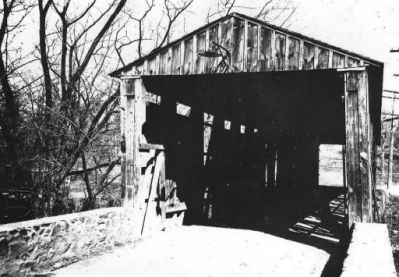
[0,0,34,179]
[1,0,298,221]
[206,0,296,28]
[123,0,155,59]
[23,0,128,216]
[157,0,194,48]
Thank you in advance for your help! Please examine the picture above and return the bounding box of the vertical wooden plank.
[257,24,261,69]
[155,54,160,75]
[159,51,165,74]
[167,47,172,74]
[158,151,166,224]
[120,80,127,200]
[171,44,180,74]
[196,31,206,74]
[328,50,333,68]
[314,46,319,69]
[270,30,276,70]
[143,60,148,75]
[284,35,289,70]
[299,40,304,70]
[218,22,222,44]
[141,150,164,236]
[180,41,185,75]
[231,18,245,72]
[343,144,348,226]
[344,69,372,225]
[303,42,315,70]
[358,70,372,222]
[345,72,360,225]
[192,35,197,73]
[243,20,248,72]
[274,33,286,70]
[122,76,146,208]
[204,28,209,73]
[205,28,210,50]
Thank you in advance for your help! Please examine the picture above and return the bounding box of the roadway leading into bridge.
[53,225,330,277]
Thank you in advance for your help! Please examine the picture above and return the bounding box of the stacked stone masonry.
[0,207,139,276]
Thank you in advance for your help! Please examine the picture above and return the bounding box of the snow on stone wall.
[341,223,397,277]
[0,207,139,276]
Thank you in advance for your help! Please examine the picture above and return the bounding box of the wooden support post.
[342,67,373,226]
[121,76,147,208]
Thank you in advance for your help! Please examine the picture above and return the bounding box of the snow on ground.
[53,225,330,277]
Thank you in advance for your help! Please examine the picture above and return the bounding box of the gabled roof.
[110,12,383,77]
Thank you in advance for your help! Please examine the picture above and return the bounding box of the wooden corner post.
[342,67,373,226]
[120,76,146,208]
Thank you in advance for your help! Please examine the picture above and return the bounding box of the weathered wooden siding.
[111,13,382,77]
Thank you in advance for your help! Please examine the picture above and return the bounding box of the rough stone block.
[0,208,139,276]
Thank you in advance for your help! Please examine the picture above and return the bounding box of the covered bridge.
[110,12,384,233]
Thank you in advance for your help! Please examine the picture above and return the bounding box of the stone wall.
[341,222,397,277]
[0,207,140,276]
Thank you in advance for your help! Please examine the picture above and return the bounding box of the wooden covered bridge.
[1,13,395,277]
[110,12,384,234]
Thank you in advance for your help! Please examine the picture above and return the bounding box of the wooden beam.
[344,69,373,226]
[121,76,147,208]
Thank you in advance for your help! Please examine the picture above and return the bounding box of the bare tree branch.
[157,0,193,48]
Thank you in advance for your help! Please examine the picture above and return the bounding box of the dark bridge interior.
[140,69,381,259]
